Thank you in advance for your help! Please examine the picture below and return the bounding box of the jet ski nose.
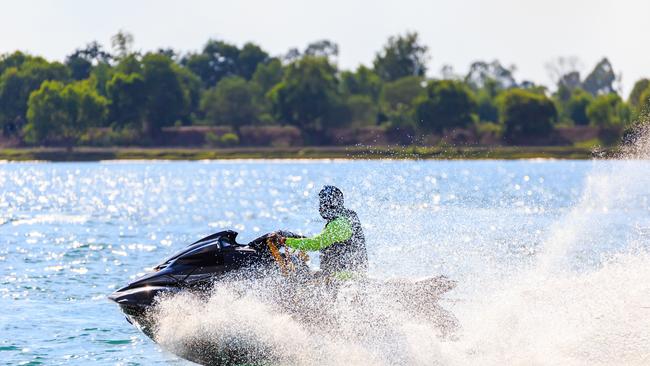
[107,284,179,310]
[108,284,132,304]
[107,290,121,303]
[107,285,162,319]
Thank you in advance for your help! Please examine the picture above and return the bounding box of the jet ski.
[109,230,458,364]
[108,230,305,333]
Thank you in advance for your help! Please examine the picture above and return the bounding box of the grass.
[573,138,604,149]
[0,145,602,162]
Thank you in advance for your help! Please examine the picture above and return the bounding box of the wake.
[153,125,650,365]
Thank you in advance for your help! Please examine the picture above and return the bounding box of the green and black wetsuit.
[285,209,368,277]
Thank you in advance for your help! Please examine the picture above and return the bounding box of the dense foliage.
[25,80,108,146]
[415,80,477,133]
[498,89,557,142]
[0,31,646,147]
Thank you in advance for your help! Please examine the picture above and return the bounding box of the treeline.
[1,31,649,147]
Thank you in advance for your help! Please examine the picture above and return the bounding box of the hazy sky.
[2,0,649,93]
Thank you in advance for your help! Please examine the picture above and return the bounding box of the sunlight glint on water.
[0,154,649,364]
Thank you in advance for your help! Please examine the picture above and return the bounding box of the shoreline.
[0,146,603,161]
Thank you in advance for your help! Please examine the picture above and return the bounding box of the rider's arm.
[285,217,352,251]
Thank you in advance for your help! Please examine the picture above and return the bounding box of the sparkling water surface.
[1,159,649,365]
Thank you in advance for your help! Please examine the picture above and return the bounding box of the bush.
[268,56,341,134]
[205,131,240,147]
[475,122,503,145]
[475,121,502,135]
[380,76,425,116]
[565,88,592,126]
[586,94,629,127]
[200,76,262,128]
[497,89,557,143]
[219,132,240,147]
[205,131,219,146]
[414,80,477,133]
[25,80,108,146]
[345,94,377,127]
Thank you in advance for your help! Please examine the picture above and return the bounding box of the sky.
[1,0,649,93]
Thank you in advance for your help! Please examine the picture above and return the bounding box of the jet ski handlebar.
[259,232,308,276]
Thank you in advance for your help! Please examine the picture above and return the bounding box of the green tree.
[140,53,194,135]
[414,80,477,133]
[0,58,70,134]
[583,58,616,96]
[175,66,202,124]
[0,51,29,75]
[106,72,146,129]
[89,62,114,97]
[305,40,339,59]
[586,93,629,127]
[628,79,650,108]
[475,79,501,122]
[373,32,428,82]
[558,72,582,95]
[182,40,240,87]
[341,66,382,101]
[237,42,269,80]
[24,81,67,144]
[156,48,178,60]
[638,87,650,114]
[65,41,112,80]
[465,60,517,90]
[545,57,581,97]
[379,76,425,127]
[70,81,109,133]
[200,76,262,131]
[0,68,27,134]
[252,58,284,93]
[115,54,142,75]
[24,80,108,146]
[269,56,343,137]
[183,40,269,86]
[498,89,557,142]
[554,83,572,105]
[564,88,593,125]
[477,92,498,123]
[345,94,377,126]
[520,82,548,95]
[65,55,92,81]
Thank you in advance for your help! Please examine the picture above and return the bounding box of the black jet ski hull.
[108,230,458,365]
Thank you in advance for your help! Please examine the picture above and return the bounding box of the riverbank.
[0,146,604,161]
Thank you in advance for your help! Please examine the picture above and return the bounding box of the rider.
[277,185,368,279]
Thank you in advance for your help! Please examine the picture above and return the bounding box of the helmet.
[319,185,344,220]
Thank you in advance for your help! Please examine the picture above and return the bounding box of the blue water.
[1,159,648,365]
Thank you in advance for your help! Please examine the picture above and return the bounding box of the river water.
[1,157,649,365]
